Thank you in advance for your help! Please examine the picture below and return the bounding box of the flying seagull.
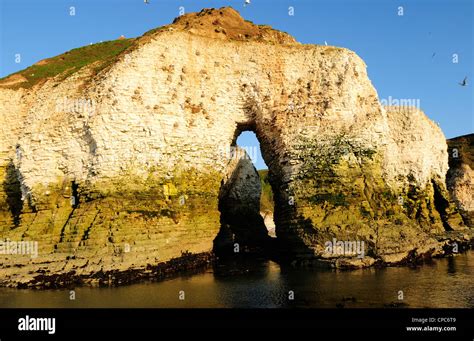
[144,0,149,4]
[244,0,251,6]
[324,41,328,46]
[459,76,468,86]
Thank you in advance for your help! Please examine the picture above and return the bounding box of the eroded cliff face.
[447,134,474,227]
[0,7,469,286]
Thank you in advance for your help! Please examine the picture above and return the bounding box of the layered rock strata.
[0,7,470,286]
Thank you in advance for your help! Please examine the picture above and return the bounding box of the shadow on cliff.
[2,161,23,227]
[272,203,323,262]
[213,157,274,257]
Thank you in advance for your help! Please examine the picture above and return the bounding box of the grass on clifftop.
[258,169,274,212]
[0,39,135,89]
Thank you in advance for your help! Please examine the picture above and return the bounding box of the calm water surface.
[1,251,473,308]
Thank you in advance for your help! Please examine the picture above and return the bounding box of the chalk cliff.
[0,7,469,287]
[447,134,474,227]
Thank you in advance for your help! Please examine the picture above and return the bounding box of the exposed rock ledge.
[0,7,471,287]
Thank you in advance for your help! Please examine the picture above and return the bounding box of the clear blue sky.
[1,0,472,170]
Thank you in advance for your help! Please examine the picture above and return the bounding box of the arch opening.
[213,130,276,257]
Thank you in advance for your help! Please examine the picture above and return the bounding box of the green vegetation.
[0,39,135,89]
[258,169,274,212]
[309,193,348,207]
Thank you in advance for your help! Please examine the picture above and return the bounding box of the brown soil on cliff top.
[0,74,28,87]
[145,7,297,44]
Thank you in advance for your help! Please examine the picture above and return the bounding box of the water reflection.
[447,257,457,275]
[0,251,473,308]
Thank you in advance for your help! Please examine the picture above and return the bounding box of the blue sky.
[1,0,472,170]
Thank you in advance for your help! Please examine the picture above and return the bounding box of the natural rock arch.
[0,7,467,287]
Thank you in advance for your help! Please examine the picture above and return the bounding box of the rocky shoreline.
[293,230,474,269]
[3,230,471,289]
[11,252,214,289]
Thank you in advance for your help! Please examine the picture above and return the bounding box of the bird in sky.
[431,52,436,58]
[324,41,328,46]
[144,0,149,4]
[459,76,468,86]
[244,0,251,6]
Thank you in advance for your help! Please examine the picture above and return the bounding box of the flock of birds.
[141,0,468,87]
